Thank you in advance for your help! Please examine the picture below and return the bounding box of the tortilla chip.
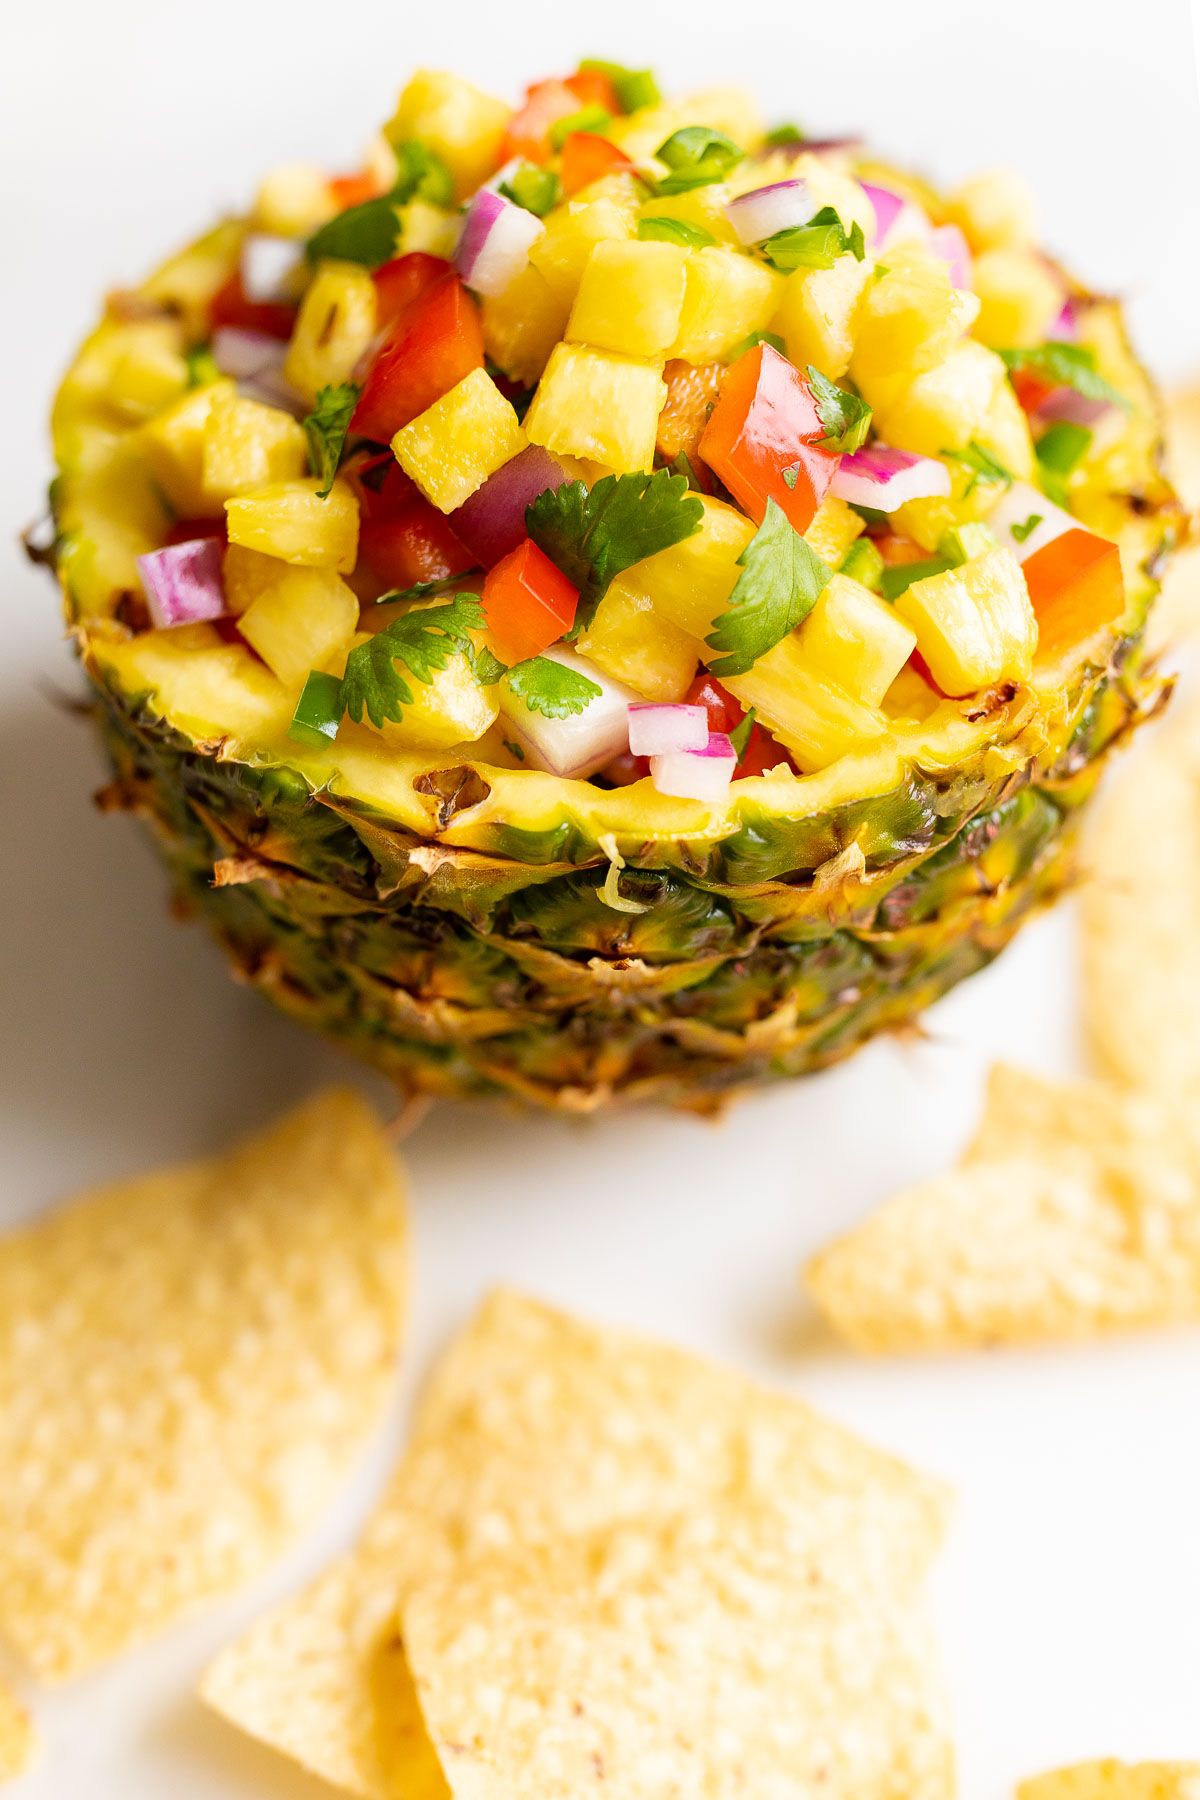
[0,1087,408,1681]
[1148,379,1200,650]
[1018,1763,1200,1800]
[1081,686,1200,1096]
[402,1504,954,1800]
[806,1066,1200,1351]
[203,1290,950,1799]
[0,1683,36,1783]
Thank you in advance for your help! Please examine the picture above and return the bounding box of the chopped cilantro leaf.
[879,558,950,601]
[655,126,743,195]
[706,499,831,676]
[526,469,704,633]
[637,215,716,247]
[391,140,454,207]
[760,207,864,271]
[1000,341,1127,410]
[340,594,484,729]
[502,737,526,761]
[368,574,476,604]
[499,164,560,217]
[764,123,806,146]
[505,656,602,718]
[307,195,401,269]
[549,105,612,150]
[725,329,786,362]
[470,644,508,686]
[579,59,661,113]
[942,440,1013,494]
[668,452,708,492]
[184,344,220,388]
[806,365,872,452]
[728,707,757,758]
[1010,513,1044,544]
[1036,420,1092,476]
[303,383,360,498]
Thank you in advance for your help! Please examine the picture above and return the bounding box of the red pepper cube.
[209,270,296,342]
[565,68,620,112]
[559,132,634,197]
[372,251,453,334]
[482,539,579,666]
[699,343,840,535]
[502,79,580,164]
[358,497,477,591]
[352,275,484,444]
[1022,527,1125,657]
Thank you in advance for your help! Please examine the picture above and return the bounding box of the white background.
[3,2,1200,1794]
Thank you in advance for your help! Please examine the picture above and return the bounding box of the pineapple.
[45,85,1182,1114]
[970,248,1063,350]
[254,163,336,237]
[284,262,378,401]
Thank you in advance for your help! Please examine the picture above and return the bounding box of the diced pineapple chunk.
[851,245,980,384]
[637,495,754,638]
[529,179,642,305]
[677,85,763,148]
[254,163,336,237]
[947,170,1036,253]
[773,251,875,381]
[868,338,1034,477]
[893,546,1037,695]
[482,264,571,386]
[201,391,308,503]
[805,496,865,567]
[396,200,459,259]
[671,249,781,362]
[392,368,525,512]
[524,343,665,474]
[638,186,739,246]
[567,241,690,358]
[108,326,190,421]
[225,477,359,570]
[139,379,236,515]
[385,70,511,198]
[723,633,888,772]
[576,583,701,701]
[798,573,918,708]
[284,261,378,402]
[971,247,1062,349]
[238,566,360,689]
[223,543,286,616]
[375,649,498,752]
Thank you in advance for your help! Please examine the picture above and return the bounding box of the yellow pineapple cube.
[396,200,459,259]
[805,495,864,567]
[529,178,642,305]
[677,85,763,147]
[524,343,665,475]
[671,248,782,362]
[971,247,1063,349]
[638,186,739,246]
[392,368,525,512]
[201,391,308,502]
[723,634,888,772]
[139,379,236,515]
[238,566,360,689]
[108,325,190,422]
[254,163,336,237]
[947,170,1036,253]
[284,262,378,403]
[893,546,1037,695]
[358,636,497,752]
[774,252,875,382]
[576,583,701,701]
[483,264,571,385]
[567,241,690,358]
[223,543,286,616]
[851,245,980,384]
[637,495,754,639]
[225,477,359,570]
[868,339,1034,477]
[798,573,918,708]
[385,70,511,198]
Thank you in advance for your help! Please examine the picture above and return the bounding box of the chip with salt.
[0,1087,408,1681]
[1018,1763,1200,1800]
[0,1683,36,1783]
[1082,686,1200,1097]
[805,1064,1200,1351]
[203,1289,950,1799]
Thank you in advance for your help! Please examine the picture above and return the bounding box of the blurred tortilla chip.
[203,1289,950,1798]
[1147,379,1200,650]
[0,1087,408,1681]
[1082,684,1200,1096]
[0,1683,36,1783]
[806,1066,1200,1351]
[1019,1762,1200,1800]
[402,1504,953,1800]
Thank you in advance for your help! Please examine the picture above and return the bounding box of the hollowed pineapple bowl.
[49,65,1180,1111]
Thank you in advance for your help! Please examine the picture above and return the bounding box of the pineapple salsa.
[70,65,1137,799]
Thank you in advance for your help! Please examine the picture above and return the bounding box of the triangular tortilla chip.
[1019,1762,1200,1800]
[0,1683,36,1783]
[0,1088,408,1680]
[806,1066,1200,1350]
[203,1290,950,1799]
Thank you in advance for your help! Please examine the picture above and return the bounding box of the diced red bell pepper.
[481,538,579,665]
[1022,527,1125,655]
[565,68,620,112]
[560,131,635,197]
[502,79,581,164]
[698,344,840,535]
[683,672,792,777]
[358,498,477,590]
[345,449,419,519]
[372,252,453,334]
[163,515,227,544]
[209,270,296,341]
[328,169,386,210]
[352,274,484,444]
[1011,367,1059,415]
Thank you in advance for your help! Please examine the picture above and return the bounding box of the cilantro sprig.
[1000,341,1127,410]
[505,657,602,717]
[526,469,704,634]
[760,207,865,272]
[303,383,360,498]
[706,499,832,677]
[340,594,486,729]
[654,126,743,195]
[806,366,872,453]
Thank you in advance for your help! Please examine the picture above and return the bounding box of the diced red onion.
[985,481,1076,563]
[455,190,544,297]
[212,327,287,381]
[650,732,737,802]
[926,224,972,291]
[500,649,632,779]
[1036,388,1113,430]
[725,180,814,246]
[831,446,951,511]
[240,233,300,302]
[450,446,569,567]
[1050,298,1079,341]
[136,538,227,628]
[627,702,708,758]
